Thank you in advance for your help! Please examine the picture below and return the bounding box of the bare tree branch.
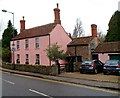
[72,18,84,38]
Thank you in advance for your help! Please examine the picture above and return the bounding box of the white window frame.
[36,54,40,64]
[35,37,39,49]
[17,54,20,63]
[25,39,29,49]
[26,54,29,63]
[17,40,20,50]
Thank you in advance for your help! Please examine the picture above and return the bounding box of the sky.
[0,0,120,39]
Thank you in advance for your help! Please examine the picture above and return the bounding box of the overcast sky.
[0,0,119,38]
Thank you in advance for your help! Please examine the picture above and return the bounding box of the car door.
[97,60,103,72]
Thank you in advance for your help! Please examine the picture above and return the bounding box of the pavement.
[0,67,120,91]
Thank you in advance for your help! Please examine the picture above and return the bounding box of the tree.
[2,20,18,49]
[72,18,84,38]
[45,43,66,63]
[97,29,106,42]
[105,11,120,42]
[2,48,11,62]
[2,20,18,63]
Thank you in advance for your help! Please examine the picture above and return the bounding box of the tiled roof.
[67,36,94,46]
[93,41,120,53]
[12,23,57,40]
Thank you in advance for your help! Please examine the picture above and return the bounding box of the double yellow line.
[2,71,120,95]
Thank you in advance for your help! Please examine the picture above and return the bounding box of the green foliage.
[2,48,11,62]
[46,43,67,62]
[2,20,18,62]
[2,20,18,48]
[105,11,120,42]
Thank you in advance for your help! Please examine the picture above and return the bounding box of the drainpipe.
[48,34,51,66]
[75,46,77,62]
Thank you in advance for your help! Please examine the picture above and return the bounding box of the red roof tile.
[93,41,120,53]
[67,36,94,46]
[12,23,57,40]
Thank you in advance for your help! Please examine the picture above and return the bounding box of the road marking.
[3,72,119,95]
[0,78,15,85]
[29,89,53,98]
[1,71,11,74]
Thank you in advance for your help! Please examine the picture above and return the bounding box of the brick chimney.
[53,3,61,24]
[20,16,25,32]
[91,24,97,37]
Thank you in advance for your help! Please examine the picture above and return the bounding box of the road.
[1,71,119,97]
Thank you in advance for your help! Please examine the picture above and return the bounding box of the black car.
[103,60,120,75]
[79,60,104,74]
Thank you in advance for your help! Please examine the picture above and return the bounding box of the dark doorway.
[66,56,76,72]
[92,54,98,60]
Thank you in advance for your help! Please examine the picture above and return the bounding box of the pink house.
[10,4,72,66]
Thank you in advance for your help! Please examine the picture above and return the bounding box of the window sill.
[16,49,20,51]
[25,48,29,50]
[35,48,40,50]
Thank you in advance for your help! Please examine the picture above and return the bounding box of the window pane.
[36,54,40,64]
[35,38,39,48]
[25,39,29,49]
[26,54,29,62]
[17,54,20,63]
[17,41,20,49]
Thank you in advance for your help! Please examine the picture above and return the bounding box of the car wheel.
[104,71,110,75]
[80,70,84,74]
[118,71,120,76]
[103,72,107,75]
[94,69,98,74]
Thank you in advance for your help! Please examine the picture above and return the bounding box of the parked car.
[79,60,104,74]
[103,60,120,75]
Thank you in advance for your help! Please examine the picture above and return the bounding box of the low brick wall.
[2,63,58,76]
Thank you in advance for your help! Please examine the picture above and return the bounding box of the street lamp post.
[2,10,15,68]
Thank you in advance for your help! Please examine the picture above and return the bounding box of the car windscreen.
[82,61,92,65]
[105,60,119,66]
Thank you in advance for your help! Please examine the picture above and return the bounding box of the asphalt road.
[1,71,119,97]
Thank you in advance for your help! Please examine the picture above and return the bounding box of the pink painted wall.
[50,24,72,64]
[98,53,120,63]
[11,24,71,66]
[11,35,50,65]
[99,54,109,63]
